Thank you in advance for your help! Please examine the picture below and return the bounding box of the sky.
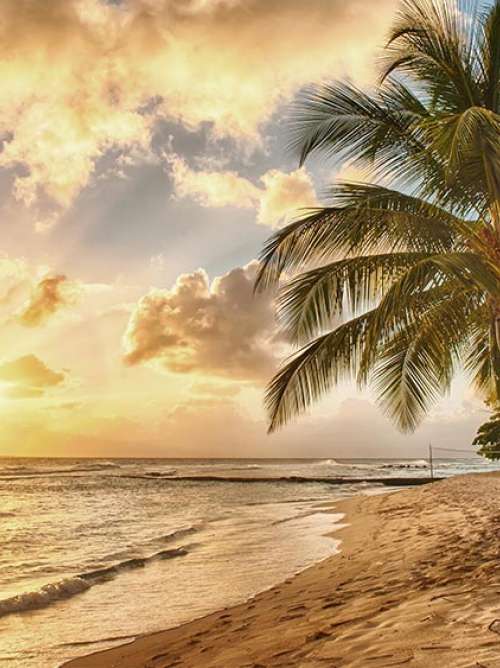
[0,0,487,458]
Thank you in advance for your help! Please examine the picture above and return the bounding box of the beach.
[66,472,500,668]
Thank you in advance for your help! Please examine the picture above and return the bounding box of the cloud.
[0,354,65,399]
[123,260,281,381]
[167,154,260,208]
[190,382,241,398]
[0,258,32,309]
[17,275,77,327]
[3,385,45,399]
[167,153,317,227]
[53,401,83,411]
[256,169,318,227]
[0,258,83,333]
[0,0,397,218]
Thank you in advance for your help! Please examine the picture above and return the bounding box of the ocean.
[0,457,498,667]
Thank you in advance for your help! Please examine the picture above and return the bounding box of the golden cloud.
[0,354,65,399]
[168,153,317,227]
[0,0,397,217]
[190,382,241,398]
[123,260,281,381]
[256,169,318,227]
[0,258,32,309]
[3,385,45,399]
[167,154,260,209]
[17,274,77,327]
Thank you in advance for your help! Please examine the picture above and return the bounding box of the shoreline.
[65,473,500,668]
[117,474,439,486]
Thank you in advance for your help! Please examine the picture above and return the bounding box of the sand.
[65,473,500,668]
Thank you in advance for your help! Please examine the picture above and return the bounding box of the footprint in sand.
[322,601,342,609]
[233,623,249,632]
[279,613,304,621]
[306,629,332,642]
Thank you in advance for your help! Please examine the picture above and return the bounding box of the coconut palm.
[256,0,500,450]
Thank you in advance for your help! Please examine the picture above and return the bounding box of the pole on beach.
[428,443,434,480]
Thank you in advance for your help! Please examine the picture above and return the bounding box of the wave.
[0,546,189,619]
[312,459,340,466]
[0,577,91,617]
[0,462,123,479]
[74,462,122,471]
[0,464,31,472]
[121,473,434,487]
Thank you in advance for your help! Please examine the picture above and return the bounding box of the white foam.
[0,578,90,617]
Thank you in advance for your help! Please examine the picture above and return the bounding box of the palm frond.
[418,106,500,209]
[360,252,496,378]
[289,79,426,169]
[372,290,482,431]
[382,0,483,110]
[267,283,471,432]
[287,78,455,201]
[277,251,431,343]
[464,313,500,403]
[266,310,375,433]
[478,0,500,111]
[255,184,475,290]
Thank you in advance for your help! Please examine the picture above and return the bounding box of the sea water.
[0,457,498,667]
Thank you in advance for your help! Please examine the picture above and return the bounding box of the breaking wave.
[0,461,123,479]
[0,546,189,619]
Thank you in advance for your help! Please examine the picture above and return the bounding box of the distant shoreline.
[65,472,500,667]
[117,474,439,486]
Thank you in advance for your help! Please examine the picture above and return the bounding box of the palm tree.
[256,0,500,451]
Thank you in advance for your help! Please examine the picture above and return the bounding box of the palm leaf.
[277,251,431,343]
[266,310,375,433]
[382,0,483,110]
[464,314,500,402]
[361,252,497,377]
[372,290,482,431]
[478,0,500,111]
[255,184,477,290]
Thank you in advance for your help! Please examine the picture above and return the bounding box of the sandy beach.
[65,473,500,668]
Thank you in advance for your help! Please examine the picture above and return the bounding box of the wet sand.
[65,473,500,667]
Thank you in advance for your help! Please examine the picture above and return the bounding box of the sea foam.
[0,546,189,619]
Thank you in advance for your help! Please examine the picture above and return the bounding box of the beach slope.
[65,473,500,667]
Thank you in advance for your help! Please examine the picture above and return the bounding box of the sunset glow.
[0,0,485,458]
